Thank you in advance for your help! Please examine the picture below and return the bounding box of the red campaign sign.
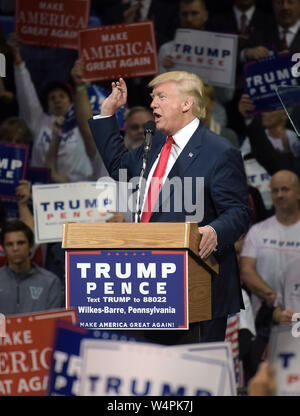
[15,0,90,50]
[79,21,158,82]
[0,309,77,396]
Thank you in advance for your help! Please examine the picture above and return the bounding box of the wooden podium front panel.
[188,256,211,323]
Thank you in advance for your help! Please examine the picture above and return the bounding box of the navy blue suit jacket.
[88,115,250,319]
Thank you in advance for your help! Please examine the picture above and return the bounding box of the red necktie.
[240,13,247,35]
[281,29,288,50]
[140,136,174,222]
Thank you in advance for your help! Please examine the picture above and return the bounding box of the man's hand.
[71,59,86,87]
[7,32,23,65]
[101,78,127,116]
[198,226,217,259]
[52,116,65,138]
[162,55,175,70]
[274,308,294,324]
[106,212,126,223]
[16,180,31,205]
[123,1,142,22]
[238,93,255,118]
[248,362,276,396]
[245,46,271,61]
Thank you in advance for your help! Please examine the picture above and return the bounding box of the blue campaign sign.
[0,142,29,199]
[47,320,143,396]
[61,83,127,134]
[66,250,188,330]
[244,50,300,114]
[0,166,48,221]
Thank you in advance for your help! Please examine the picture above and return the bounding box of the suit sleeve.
[88,115,132,180]
[208,147,251,248]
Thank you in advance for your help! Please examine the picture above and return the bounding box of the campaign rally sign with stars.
[66,250,188,330]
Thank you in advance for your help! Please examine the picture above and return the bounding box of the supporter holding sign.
[7,32,107,183]
[239,93,300,181]
[244,50,300,114]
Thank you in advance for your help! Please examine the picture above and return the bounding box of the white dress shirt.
[278,19,300,48]
[233,5,255,32]
[140,117,199,213]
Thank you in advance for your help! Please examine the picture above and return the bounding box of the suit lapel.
[168,123,205,180]
[291,28,300,51]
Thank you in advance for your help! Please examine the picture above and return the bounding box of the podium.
[62,222,218,327]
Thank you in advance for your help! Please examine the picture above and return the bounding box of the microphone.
[143,120,156,155]
[134,120,156,223]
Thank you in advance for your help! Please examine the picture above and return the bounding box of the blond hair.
[148,71,206,119]
[0,117,32,145]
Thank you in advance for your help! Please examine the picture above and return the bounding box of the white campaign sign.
[167,342,236,395]
[78,340,234,396]
[268,324,300,395]
[32,181,116,243]
[172,29,238,88]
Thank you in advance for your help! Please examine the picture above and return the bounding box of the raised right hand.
[7,32,22,64]
[100,78,127,116]
[248,362,276,396]
[245,46,271,61]
[162,55,175,70]
[238,93,255,118]
[16,180,31,205]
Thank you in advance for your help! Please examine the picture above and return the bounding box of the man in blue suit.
[88,71,250,344]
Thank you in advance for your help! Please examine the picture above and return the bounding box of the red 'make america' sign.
[15,0,90,50]
[0,309,77,396]
[79,21,158,82]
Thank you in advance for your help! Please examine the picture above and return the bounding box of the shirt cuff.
[206,225,218,250]
[93,114,113,120]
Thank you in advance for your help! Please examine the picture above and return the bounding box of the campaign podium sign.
[79,21,158,82]
[15,0,90,50]
[63,222,218,336]
[66,249,189,330]
[0,309,77,396]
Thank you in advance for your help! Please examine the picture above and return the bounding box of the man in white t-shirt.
[240,169,300,318]
[272,256,300,323]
